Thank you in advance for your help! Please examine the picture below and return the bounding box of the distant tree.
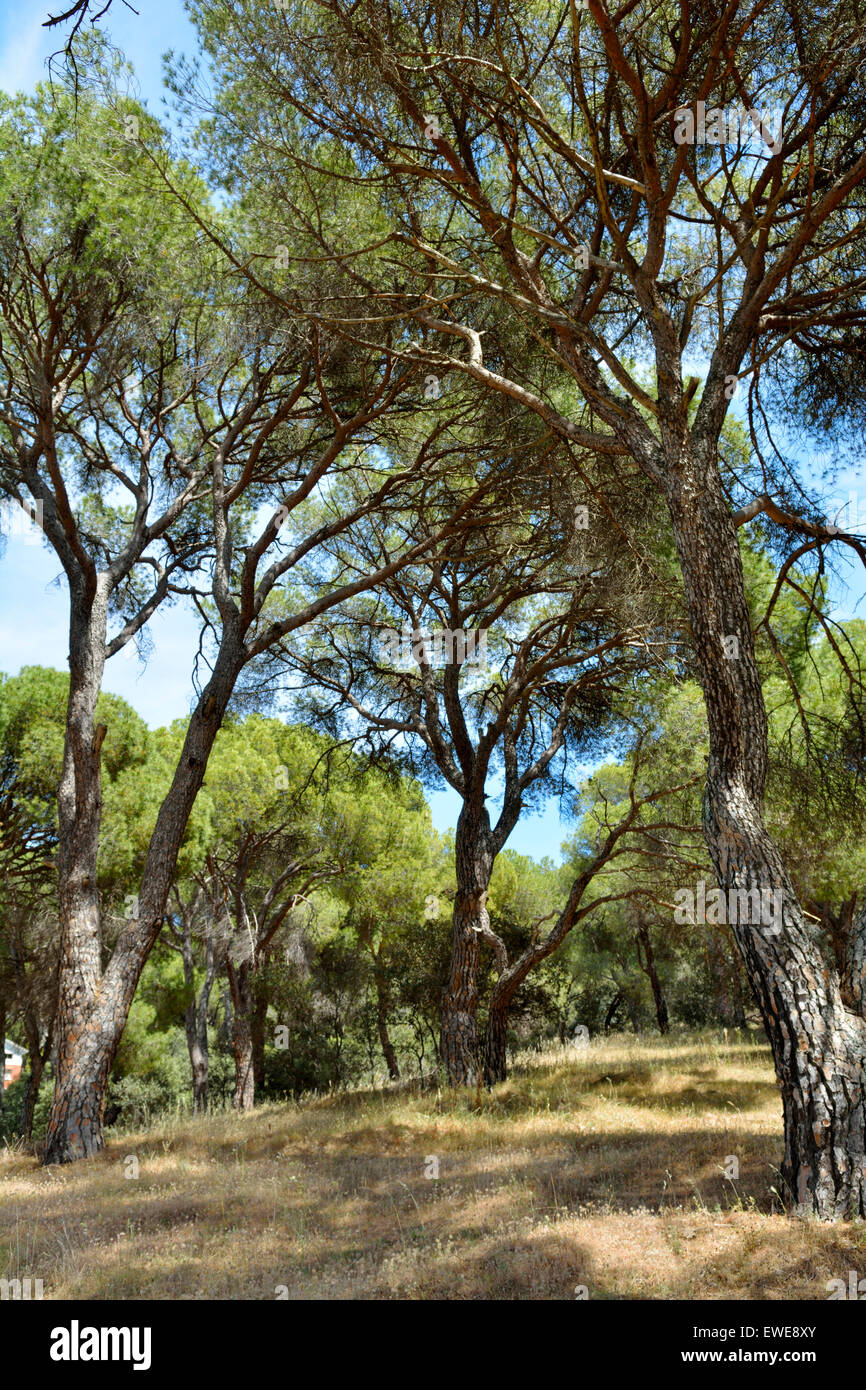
[167,718,348,1109]
[162,875,224,1114]
[332,773,443,1080]
[290,429,651,1083]
[481,713,702,1079]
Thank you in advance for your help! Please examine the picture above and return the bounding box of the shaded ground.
[2,1033,865,1299]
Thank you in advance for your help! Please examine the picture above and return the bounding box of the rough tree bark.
[666,446,866,1218]
[42,635,243,1163]
[227,955,256,1112]
[182,925,219,1115]
[47,577,111,1160]
[440,804,495,1085]
[482,995,509,1084]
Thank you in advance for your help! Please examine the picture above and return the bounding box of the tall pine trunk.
[47,578,110,1160]
[483,995,509,1085]
[666,447,866,1218]
[440,807,493,1085]
[440,898,483,1084]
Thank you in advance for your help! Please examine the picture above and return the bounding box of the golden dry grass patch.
[2,1032,864,1299]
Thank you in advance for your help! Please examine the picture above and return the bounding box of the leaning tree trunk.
[42,637,241,1164]
[440,808,494,1086]
[374,957,400,1080]
[604,989,624,1034]
[636,924,669,1035]
[227,957,256,1112]
[666,445,866,1218]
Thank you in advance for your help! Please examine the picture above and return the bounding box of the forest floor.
[2,1032,865,1300]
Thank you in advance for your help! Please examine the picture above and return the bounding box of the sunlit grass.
[2,1031,864,1299]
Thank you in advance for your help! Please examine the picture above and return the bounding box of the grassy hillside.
[3,1033,865,1300]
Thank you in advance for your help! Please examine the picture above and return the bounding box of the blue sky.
[0,0,198,111]
[1,0,864,864]
[0,0,578,862]
[0,0,209,743]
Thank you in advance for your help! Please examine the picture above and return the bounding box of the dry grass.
[2,1031,865,1300]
